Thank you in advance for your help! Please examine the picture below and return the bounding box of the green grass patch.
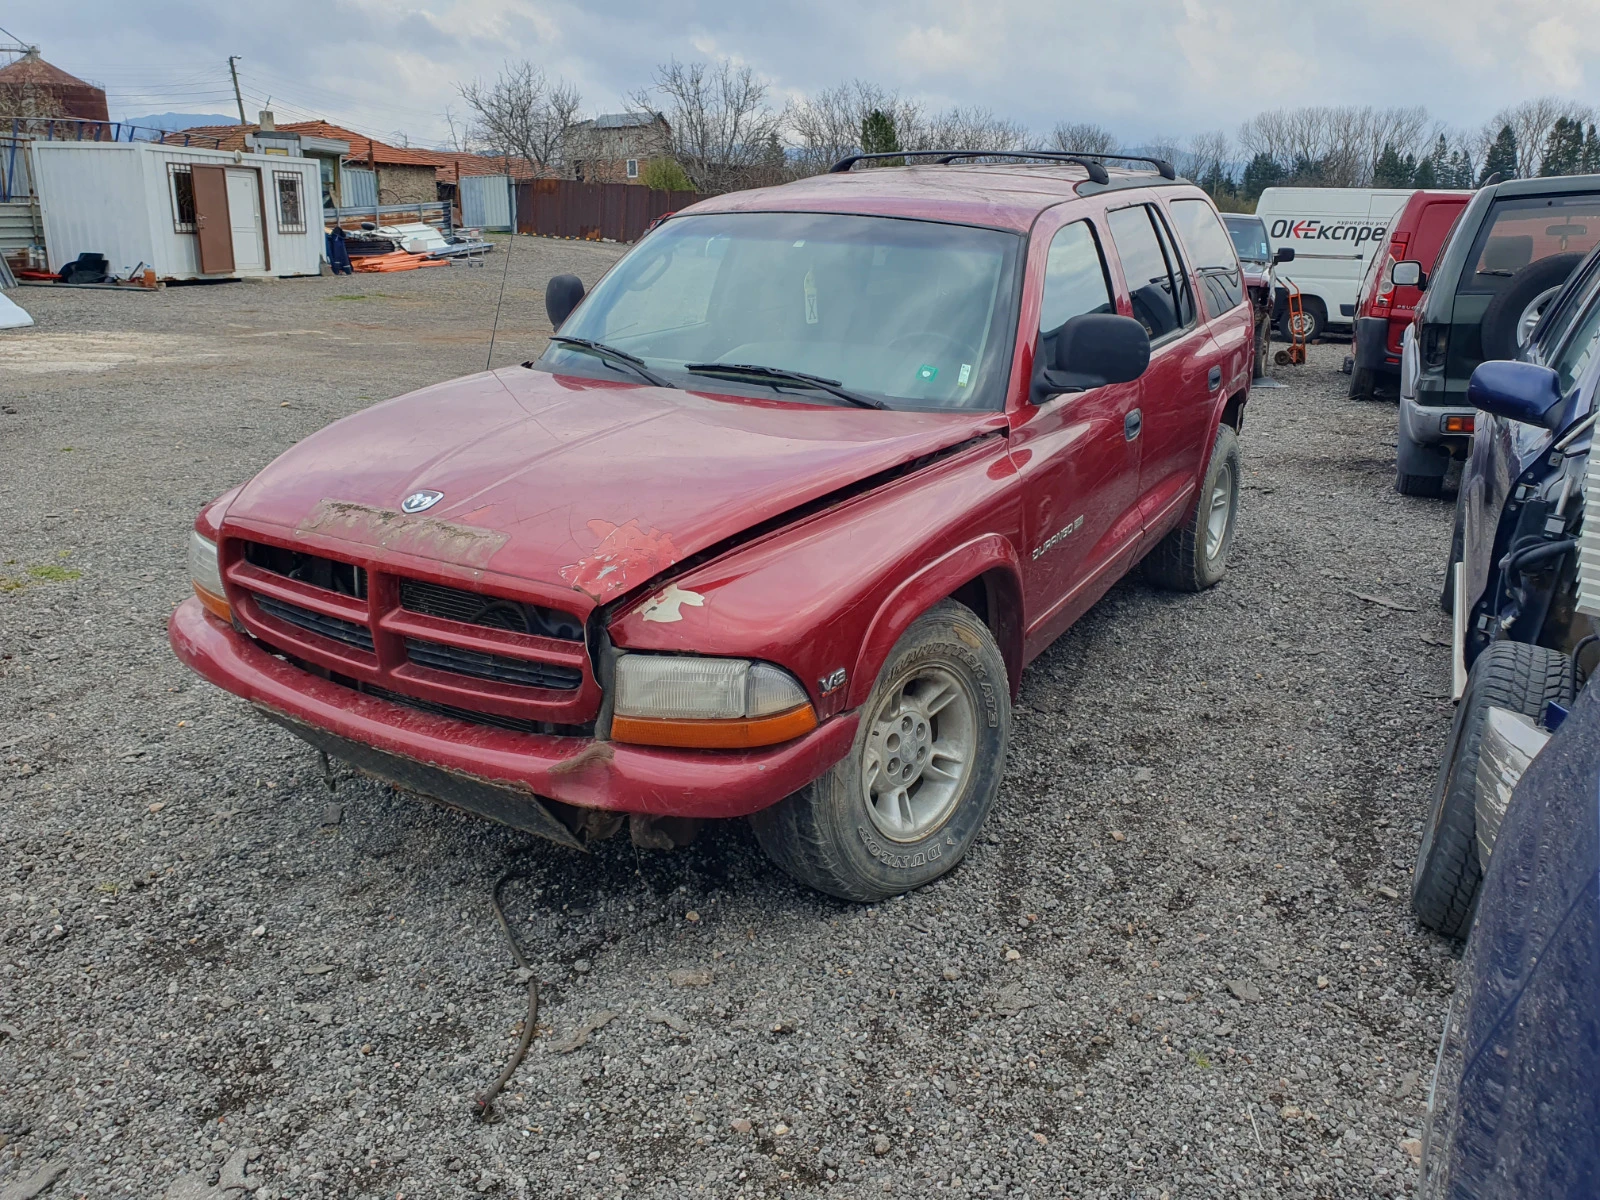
[26,564,81,582]
[326,294,370,302]
[1189,1050,1213,1069]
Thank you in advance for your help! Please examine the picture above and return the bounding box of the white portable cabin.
[28,140,322,281]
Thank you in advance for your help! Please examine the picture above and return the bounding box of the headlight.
[611,655,816,749]
[188,530,232,622]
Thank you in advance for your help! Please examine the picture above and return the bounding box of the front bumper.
[169,597,857,826]
[1354,316,1400,379]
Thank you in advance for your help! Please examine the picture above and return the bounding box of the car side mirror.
[1466,360,1565,429]
[1036,313,1150,400]
[1391,260,1424,288]
[545,274,586,330]
[1274,247,1295,264]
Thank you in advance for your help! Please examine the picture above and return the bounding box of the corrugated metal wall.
[460,175,513,230]
[514,179,698,243]
[340,166,377,209]
[0,200,44,256]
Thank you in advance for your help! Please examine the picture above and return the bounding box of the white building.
[28,140,322,281]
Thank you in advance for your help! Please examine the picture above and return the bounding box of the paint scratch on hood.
[639,583,705,623]
[560,518,680,600]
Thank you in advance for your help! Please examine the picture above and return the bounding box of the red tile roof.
[167,119,443,168]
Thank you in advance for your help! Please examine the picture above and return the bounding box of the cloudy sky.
[7,0,1600,148]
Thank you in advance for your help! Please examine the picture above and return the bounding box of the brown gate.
[514,179,699,242]
[191,165,234,274]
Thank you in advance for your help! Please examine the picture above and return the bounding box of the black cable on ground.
[474,863,541,1121]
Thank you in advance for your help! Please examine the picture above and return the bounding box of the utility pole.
[227,55,246,125]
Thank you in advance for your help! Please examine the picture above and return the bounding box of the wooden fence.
[515,178,699,243]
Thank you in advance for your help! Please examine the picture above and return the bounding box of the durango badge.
[401,490,443,514]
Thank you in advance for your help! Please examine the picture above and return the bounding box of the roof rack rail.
[827,150,1111,185]
[1060,151,1177,180]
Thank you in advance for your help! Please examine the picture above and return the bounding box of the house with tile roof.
[563,112,671,185]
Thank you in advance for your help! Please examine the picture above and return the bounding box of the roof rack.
[828,150,1111,184]
[1060,151,1177,180]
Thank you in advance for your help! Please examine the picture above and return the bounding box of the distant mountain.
[119,112,238,133]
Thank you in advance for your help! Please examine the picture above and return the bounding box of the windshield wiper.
[682,362,890,410]
[546,336,676,388]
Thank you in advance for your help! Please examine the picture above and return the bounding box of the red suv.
[1349,189,1471,401]
[171,151,1254,900]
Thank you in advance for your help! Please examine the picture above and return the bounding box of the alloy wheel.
[862,664,977,842]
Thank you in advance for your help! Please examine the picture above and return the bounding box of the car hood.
[226,366,1004,604]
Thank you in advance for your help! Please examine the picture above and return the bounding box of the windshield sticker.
[803,270,819,325]
[958,364,972,387]
[917,363,938,382]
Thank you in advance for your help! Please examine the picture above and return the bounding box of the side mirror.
[1037,313,1150,399]
[1390,260,1424,288]
[1274,247,1295,264]
[545,274,586,330]
[1466,360,1565,429]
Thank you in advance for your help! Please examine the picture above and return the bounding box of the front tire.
[1144,424,1240,592]
[750,600,1010,902]
[1411,642,1575,938]
[1349,365,1380,402]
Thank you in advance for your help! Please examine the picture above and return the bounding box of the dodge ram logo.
[401,490,444,514]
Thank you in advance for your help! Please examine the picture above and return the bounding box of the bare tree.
[786,80,923,174]
[631,59,784,193]
[1238,105,1433,186]
[912,106,1026,153]
[1482,96,1597,177]
[457,61,582,174]
[1049,122,1119,156]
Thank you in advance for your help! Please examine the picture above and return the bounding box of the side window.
[1107,205,1191,341]
[1038,220,1115,367]
[1149,207,1197,327]
[1169,198,1244,316]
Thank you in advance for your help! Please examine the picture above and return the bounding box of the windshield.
[1224,216,1271,263]
[537,211,1024,411]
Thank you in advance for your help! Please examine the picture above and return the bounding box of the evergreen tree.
[1411,155,1436,189]
[1480,124,1518,184]
[1240,151,1283,200]
[1584,124,1600,174]
[860,109,901,166]
[1539,116,1583,177]
[1448,149,1471,188]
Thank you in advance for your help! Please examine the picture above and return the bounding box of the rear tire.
[1251,309,1271,379]
[1144,425,1240,592]
[1397,471,1445,498]
[1411,642,1575,938]
[1349,365,1381,402]
[750,600,1010,902]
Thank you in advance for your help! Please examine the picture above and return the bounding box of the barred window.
[274,171,305,233]
[168,163,196,232]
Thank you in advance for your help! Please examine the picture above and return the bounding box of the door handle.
[1208,365,1223,392]
[1124,408,1142,441]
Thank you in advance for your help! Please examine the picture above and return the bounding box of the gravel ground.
[3,248,1459,1200]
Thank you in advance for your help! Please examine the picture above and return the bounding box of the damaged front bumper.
[169,597,858,840]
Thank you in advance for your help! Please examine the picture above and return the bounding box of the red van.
[1349,189,1471,401]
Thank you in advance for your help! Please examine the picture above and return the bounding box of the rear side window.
[1038,220,1115,361]
[1462,195,1600,294]
[1108,205,1194,341]
[1168,199,1244,316]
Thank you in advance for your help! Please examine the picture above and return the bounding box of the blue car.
[1420,677,1600,1198]
[1413,245,1599,938]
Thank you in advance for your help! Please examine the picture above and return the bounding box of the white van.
[1255,187,1414,341]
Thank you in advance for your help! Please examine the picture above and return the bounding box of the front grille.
[254,594,374,652]
[400,578,583,641]
[404,638,582,690]
[358,684,592,737]
[244,541,366,598]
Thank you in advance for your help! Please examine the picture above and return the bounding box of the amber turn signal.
[611,704,818,750]
[194,582,233,624]
[1443,414,1475,434]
